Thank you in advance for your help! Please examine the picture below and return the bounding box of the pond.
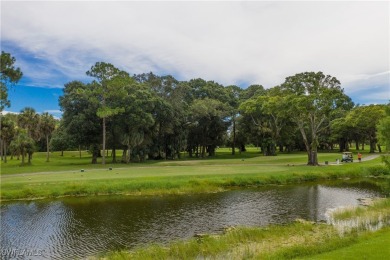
[0,180,385,259]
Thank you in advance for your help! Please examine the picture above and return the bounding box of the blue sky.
[1,1,389,117]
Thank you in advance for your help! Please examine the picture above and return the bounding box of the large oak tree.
[280,72,353,165]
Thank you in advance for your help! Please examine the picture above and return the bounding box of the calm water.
[0,180,384,259]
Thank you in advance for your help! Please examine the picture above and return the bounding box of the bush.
[366,166,390,176]
[381,155,390,169]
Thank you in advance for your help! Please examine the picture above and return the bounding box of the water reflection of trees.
[2,184,380,259]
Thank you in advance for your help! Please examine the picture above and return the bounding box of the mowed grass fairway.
[1,147,346,175]
[0,148,385,201]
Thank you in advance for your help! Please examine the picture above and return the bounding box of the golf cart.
[341,152,353,163]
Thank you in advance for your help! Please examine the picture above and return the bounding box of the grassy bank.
[299,227,390,259]
[103,226,390,260]
[1,149,389,201]
[100,198,390,260]
[331,198,390,222]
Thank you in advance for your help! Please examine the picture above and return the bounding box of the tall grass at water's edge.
[331,198,390,221]
[101,200,390,260]
[100,222,349,260]
[327,198,390,236]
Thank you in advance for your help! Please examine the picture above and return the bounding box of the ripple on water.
[0,181,384,259]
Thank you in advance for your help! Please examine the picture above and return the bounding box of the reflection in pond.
[0,181,384,259]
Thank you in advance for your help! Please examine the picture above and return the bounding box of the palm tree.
[17,107,40,139]
[40,112,56,162]
[0,114,16,163]
[9,129,34,165]
[17,107,40,162]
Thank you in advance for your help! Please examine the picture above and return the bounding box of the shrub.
[366,166,390,176]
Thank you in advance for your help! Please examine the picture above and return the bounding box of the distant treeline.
[1,58,389,166]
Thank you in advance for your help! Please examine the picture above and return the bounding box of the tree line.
[1,108,56,164]
[1,52,389,166]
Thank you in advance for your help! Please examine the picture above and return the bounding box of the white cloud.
[0,111,19,116]
[43,109,62,114]
[1,1,389,96]
[1,110,62,118]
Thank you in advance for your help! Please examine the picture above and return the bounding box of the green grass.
[0,147,372,175]
[298,227,390,259]
[1,148,388,201]
[1,150,121,175]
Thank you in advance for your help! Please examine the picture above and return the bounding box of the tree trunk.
[112,147,117,163]
[102,117,106,165]
[3,142,7,163]
[339,139,347,152]
[308,130,319,166]
[232,115,236,155]
[61,150,64,156]
[377,144,382,153]
[369,137,376,153]
[355,140,359,151]
[297,124,313,165]
[0,139,3,161]
[91,144,99,164]
[306,150,311,164]
[79,145,81,158]
[111,127,117,163]
[310,150,318,165]
[127,147,131,163]
[28,152,32,164]
[270,142,276,156]
[208,145,216,157]
[201,145,206,158]
[92,154,97,164]
[46,135,50,162]
[121,148,127,163]
[21,149,25,165]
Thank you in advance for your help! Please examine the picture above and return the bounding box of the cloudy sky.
[1,0,389,117]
